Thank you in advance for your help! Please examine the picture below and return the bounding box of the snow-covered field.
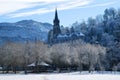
[0,72,120,80]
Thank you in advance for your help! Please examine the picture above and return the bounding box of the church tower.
[53,9,61,38]
[48,9,61,44]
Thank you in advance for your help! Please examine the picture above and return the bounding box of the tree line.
[61,7,120,71]
[0,39,118,74]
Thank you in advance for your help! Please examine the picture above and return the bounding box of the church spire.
[53,8,61,38]
[55,9,58,21]
[53,8,59,25]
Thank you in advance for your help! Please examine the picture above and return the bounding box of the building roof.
[27,62,50,67]
[57,32,84,38]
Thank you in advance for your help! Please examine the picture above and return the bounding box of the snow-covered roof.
[58,32,84,38]
[70,32,84,37]
[28,63,35,67]
[57,34,69,38]
[40,62,50,66]
[27,62,50,67]
[79,32,85,36]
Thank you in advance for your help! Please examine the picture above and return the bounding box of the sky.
[0,0,120,26]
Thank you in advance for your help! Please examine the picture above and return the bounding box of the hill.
[0,20,52,44]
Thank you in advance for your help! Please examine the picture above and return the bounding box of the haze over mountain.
[0,20,52,44]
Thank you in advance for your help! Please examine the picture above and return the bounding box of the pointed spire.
[55,8,58,20]
[53,8,61,38]
[54,8,59,24]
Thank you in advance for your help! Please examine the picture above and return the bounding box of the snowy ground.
[0,71,120,80]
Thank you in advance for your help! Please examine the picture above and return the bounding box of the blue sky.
[0,0,120,26]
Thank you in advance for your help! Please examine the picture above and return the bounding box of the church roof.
[57,32,84,38]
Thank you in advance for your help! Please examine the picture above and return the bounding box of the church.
[48,9,84,44]
[48,9,61,44]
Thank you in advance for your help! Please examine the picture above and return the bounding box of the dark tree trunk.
[6,66,10,73]
[13,67,17,74]
[2,66,5,74]
[24,66,27,74]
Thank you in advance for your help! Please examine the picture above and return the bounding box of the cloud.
[9,8,55,18]
[0,0,119,18]
[0,0,65,15]
[58,0,92,10]
[79,0,119,8]
[4,0,93,18]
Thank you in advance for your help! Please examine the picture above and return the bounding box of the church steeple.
[53,9,59,25]
[53,9,61,38]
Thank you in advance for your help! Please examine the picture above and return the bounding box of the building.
[53,9,61,38]
[48,9,84,44]
[48,9,61,44]
[27,62,52,73]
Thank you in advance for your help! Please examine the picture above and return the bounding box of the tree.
[106,42,120,70]
[70,27,75,33]
[79,21,87,35]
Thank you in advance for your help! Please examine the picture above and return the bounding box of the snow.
[39,62,50,66]
[28,62,50,67]
[0,20,53,43]
[57,32,84,39]
[58,34,69,38]
[0,72,120,80]
[27,63,35,67]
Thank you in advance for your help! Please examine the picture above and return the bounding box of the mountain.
[0,20,52,44]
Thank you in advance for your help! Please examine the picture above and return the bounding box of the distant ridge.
[0,20,52,44]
